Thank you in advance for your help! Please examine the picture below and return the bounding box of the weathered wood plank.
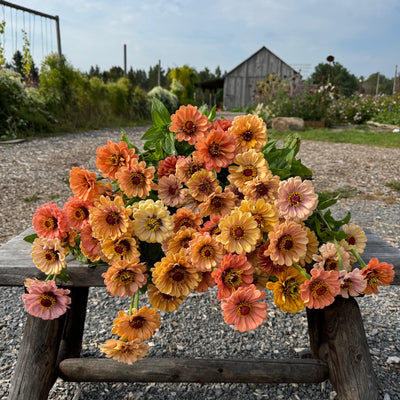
[8,314,65,400]
[307,296,379,400]
[58,357,329,384]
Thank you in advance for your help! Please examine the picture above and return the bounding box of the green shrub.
[148,86,179,114]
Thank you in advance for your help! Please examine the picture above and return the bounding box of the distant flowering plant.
[23,99,395,365]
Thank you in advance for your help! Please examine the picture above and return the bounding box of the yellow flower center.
[105,212,120,226]
[200,245,215,259]
[182,119,196,135]
[366,272,380,288]
[310,279,329,299]
[325,259,338,271]
[129,316,145,329]
[242,165,257,179]
[188,163,202,177]
[43,249,59,264]
[236,301,252,317]
[130,172,145,186]
[241,130,254,142]
[287,191,303,207]
[178,218,194,229]
[253,214,263,229]
[346,235,356,246]
[208,142,221,157]
[223,269,242,289]
[145,217,160,232]
[74,207,89,221]
[43,217,58,231]
[110,153,124,167]
[282,278,300,300]
[341,279,353,291]
[278,234,295,253]
[230,225,246,240]
[118,270,135,285]
[38,293,57,309]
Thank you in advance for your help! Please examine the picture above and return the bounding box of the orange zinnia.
[69,166,97,201]
[187,169,219,202]
[169,104,210,145]
[163,227,197,254]
[157,155,185,178]
[361,258,395,294]
[147,284,187,313]
[100,338,149,365]
[242,174,280,203]
[198,186,236,217]
[173,207,203,233]
[175,155,205,183]
[100,234,140,263]
[96,140,139,180]
[32,202,69,240]
[63,196,93,231]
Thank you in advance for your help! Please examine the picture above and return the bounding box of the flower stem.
[292,263,311,280]
[351,249,368,269]
[45,274,54,281]
[317,209,333,231]
[334,239,345,270]
[129,291,140,315]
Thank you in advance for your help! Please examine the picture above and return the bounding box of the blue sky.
[1,0,400,79]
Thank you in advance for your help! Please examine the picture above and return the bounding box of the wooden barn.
[223,46,298,110]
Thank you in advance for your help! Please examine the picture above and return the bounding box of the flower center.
[242,166,256,179]
[129,316,145,329]
[118,270,135,285]
[114,239,130,255]
[105,212,120,226]
[178,218,193,229]
[236,301,252,317]
[171,265,185,281]
[346,235,356,246]
[188,163,202,177]
[256,183,269,196]
[366,272,381,288]
[242,130,254,142]
[278,234,295,252]
[210,225,221,236]
[223,269,242,288]
[341,279,353,291]
[43,217,58,231]
[197,181,210,193]
[287,191,303,207]
[211,197,223,209]
[200,245,215,259]
[230,225,245,240]
[282,278,300,298]
[182,119,196,135]
[168,185,178,195]
[110,153,124,167]
[38,293,57,309]
[181,238,192,249]
[145,217,161,232]
[325,259,338,271]
[43,249,59,264]
[253,214,263,229]
[208,142,221,157]
[310,279,329,299]
[74,207,89,221]
[130,172,145,186]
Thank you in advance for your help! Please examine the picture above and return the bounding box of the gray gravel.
[0,125,399,399]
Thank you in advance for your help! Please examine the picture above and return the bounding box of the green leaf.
[56,268,70,283]
[141,125,164,142]
[24,233,38,244]
[151,98,171,127]
[162,131,177,156]
[291,159,313,180]
[207,105,217,122]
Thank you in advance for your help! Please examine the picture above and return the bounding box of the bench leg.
[8,314,65,400]
[306,296,379,400]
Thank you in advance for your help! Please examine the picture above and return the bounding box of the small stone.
[387,356,400,364]
[246,345,252,351]
[329,391,337,400]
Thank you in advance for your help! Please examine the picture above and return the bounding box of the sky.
[1,0,400,80]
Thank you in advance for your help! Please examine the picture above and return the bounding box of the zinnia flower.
[198,186,236,217]
[175,155,205,183]
[257,242,289,276]
[211,118,232,131]
[187,169,219,202]
[89,195,130,241]
[313,242,351,272]
[112,308,161,341]
[300,268,340,309]
[63,197,93,231]
[242,174,280,203]
[96,140,139,180]
[157,174,186,207]
[102,259,147,298]
[238,199,279,233]
[361,258,395,294]
[152,250,202,297]
[338,268,367,298]
[100,338,149,365]
[131,199,174,243]
[216,209,260,254]
[221,284,268,332]
[275,177,318,221]
[32,202,69,240]
[163,227,197,254]
[157,155,185,178]
[147,284,187,312]
[79,222,102,262]
[194,127,236,172]
[194,271,217,293]
[229,114,267,153]
[212,253,254,300]
[116,160,156,199]
[69,166,97,201]
[187,233,225,272]
[228,149,269,190]
[22,279,71,320]
[298,226,320,267]
[340,223,367,263]
[199,214,224,237]
[100,234,140,263]
[173,207,203,233]
[169,104,211,145]
[265,221,308,266]
[31,237,67,275]
[266,266,306,313]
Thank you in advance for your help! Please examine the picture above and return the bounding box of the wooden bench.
[1,227,399,400]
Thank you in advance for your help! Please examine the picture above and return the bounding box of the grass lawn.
[268,127,400,149]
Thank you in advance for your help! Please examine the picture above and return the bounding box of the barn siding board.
[223,46,297,110]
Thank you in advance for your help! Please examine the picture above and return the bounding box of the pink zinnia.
[275,176,318,221]
[338,268,367,298]
[157,174,186,207]
[300,268,340,309]
[32,202,69,240]
[63,196,93,231]
[221,284,268,332]
[22,279,71,320]
[210,118,232,132]
[157,155,185,178]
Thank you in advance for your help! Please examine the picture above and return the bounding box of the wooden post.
[8,314,66,400]
[306,296,379,400]
[375,72,380,96]
[124,44,127,76]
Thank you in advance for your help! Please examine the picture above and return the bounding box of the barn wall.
[223,48,296,110]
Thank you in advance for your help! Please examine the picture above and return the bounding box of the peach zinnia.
[212,253,254,300]
[147,284,187,313]
[157,174,185,207]
[116,160,156,199]
[242,174,280,204]
[194,127,236,172]
[102,259,147,298]
[175,155,205,183]
[199,214,224,237]
[163,227,197,254]
[187,233,225,272]
[340,223,367,263]
[187,169,219,202]
[198,186,236,217]
[32,202,69,240]
[100,338,149,365]
[173,207,203,233]
[96,140,139,180]
[229,114,267,153]
[79,222,102,262]
[361,258,395,294]
[112,308,161,342]
[31,237,67,275]
[265,221,308,266]
[216,209,260,254]
[313,241,351,272]
[300,268,340,309]
[89,196,130,241]
[63,196,93,231]
[100,235,140,263]
[69,166,97,201]
[169,104,210,145]
[275,177,318,221]
[221,284,267,332]
[22,279,71,320]
[257,242,289,276]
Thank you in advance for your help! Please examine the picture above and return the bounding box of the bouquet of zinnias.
[23,99,395,364]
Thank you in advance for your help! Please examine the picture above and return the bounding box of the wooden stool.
[1,228,399,400]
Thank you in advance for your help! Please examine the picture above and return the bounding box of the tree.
[88,65,102,79]
[309,61,358,96]
[148,63,167,89]
[127,68,148,90]
[363,73,393,95]
[168,65,198,105]
[103,66,124,83]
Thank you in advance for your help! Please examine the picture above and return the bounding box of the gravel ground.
[0,124,399,400]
